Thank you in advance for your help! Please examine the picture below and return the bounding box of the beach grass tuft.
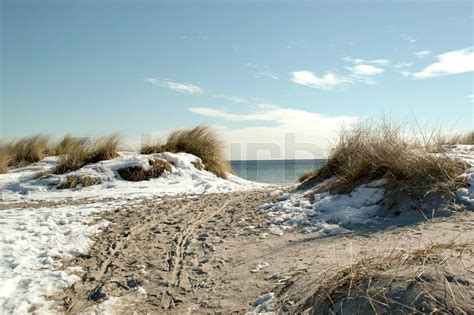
[55,135,121,174]
[0,148,12,174]
[141,126,231,179]
[4,135,50,167]
[299,120,467,199]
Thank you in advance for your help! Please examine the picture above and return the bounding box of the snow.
[0,152,262,202]
[0,203,113,313]
[260,176,386,236]
[261,145,474,237]
[0,152,263,314]
[447,145,474,208]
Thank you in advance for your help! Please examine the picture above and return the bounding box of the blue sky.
[1,1,473,159]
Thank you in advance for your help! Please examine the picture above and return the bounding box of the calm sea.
[230,159,327,184]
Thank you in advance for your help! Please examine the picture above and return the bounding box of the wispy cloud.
[412,46,474,78]
[145,78,204,94]
[255,71,279,80]
[468,95,474,103]
[414,50,432,58]
[181,34,209,41]
[188,106,359,159]
[401,34,416,43]
[344,57,391,66]
[291,71,352,90]
[243,62,280,80]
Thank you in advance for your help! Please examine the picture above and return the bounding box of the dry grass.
[299,120,467,200]
[56,175,103,189]
[285,241,473,314]
[141,126,231,179]
[437,131,474,146]
[4,135,50,167]
[0,148,12,174]
[55,135,121,174]
[51,135,89,156]
[118,158,172,181]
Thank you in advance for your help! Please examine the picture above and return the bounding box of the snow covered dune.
[0,152,262,313]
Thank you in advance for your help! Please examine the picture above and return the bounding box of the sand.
[45,188,474,314]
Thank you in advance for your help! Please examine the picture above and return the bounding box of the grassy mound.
[285,242,473,314]
[141,126,231,179]
[118,158,172,181]
[55,135,121,174]
[299,121,467,200]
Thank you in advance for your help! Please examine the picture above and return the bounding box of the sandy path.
[52,189,474,314]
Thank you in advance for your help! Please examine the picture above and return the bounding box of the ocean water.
[230,159,327,184]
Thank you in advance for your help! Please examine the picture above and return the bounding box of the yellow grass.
[289,241,472,314]
[0,148,12,174]
[51,135,89,156]
[437,131,474,146]
[141,126,231,179]
[4,135,50,167]
[55,135,121,174]
[299,120,467,199]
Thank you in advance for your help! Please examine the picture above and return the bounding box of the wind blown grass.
[4,135,50,167]
[299,120,467,200]
[55,135,121,174]
[141,126,231,179]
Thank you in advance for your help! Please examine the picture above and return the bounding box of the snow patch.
[261,179,386,236]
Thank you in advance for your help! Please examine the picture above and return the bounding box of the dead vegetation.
[0,148,12,174]
[437,131,474,146]
[54,135,121,174]
[278,241,474,314]
[118,158,172,181]
[2,135,50,168]
[141,126,231,179]
[299,120,467,201]
[56,175,103,189]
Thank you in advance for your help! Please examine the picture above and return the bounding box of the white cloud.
[412,46,474,78]
[189,106,359,159]
[349,64,385,76]
[414,50,432,58]
[291,71,352,90]
[468,95,474,103]
[145,78,204,94]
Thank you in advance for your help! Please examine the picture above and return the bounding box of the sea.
[230,159,327,184]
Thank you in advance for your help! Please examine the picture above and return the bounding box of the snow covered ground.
[0,152,263,314]
[0,152,262,202]
[447,145,474,207]
[261,145,474,237]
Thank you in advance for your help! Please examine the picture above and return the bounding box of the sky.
[1,0,473,159]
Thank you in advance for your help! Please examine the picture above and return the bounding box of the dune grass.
[3,135,50,167]
[141,126,231,179]
[287,241,473,314]
[56,175,103,189]
[0,148,12,174]
[437,131,474,146]
[51,135,89,156]
[55,135,121,174]
[299,120,467,200]
[118,158,172,181]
